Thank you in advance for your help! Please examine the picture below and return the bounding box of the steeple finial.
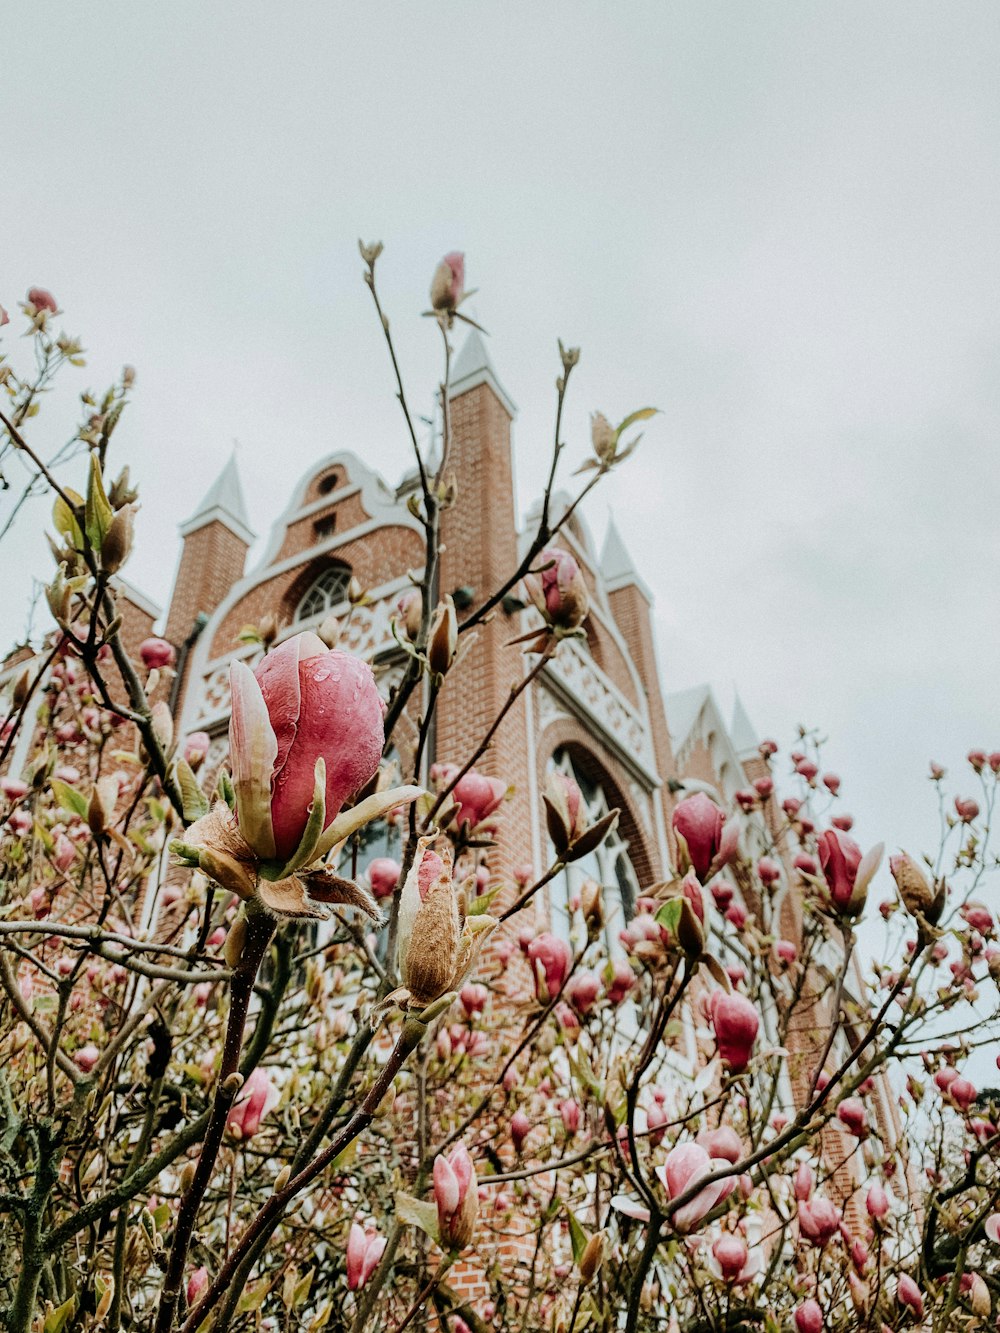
[180,451,255,545]
[448,328,517,418]
[601,513,652,600]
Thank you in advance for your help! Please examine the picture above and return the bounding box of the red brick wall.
[164,520,249,645]
[607,585,676,836]
[272,491,371,564]
[205,527,425,661]
[436,380,532,889]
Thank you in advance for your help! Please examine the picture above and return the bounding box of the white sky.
[3,1,999,898]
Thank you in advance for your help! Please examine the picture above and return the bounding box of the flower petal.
[274,757,327,877]
[229,660,278,859]
[257,875,328,920]
[314,784,424,859]
[302,869,383,923]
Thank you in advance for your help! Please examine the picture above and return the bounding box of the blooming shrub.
[0,261,998,1333]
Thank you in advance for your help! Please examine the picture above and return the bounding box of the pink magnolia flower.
[817,828,882,916]
[74,1043,100,1073]
[697,1125,743,1163]
[949,1076,977,1111]
[984,1214,1000,1244]
[672,793,738,882]
[51,832,76,873]
[709,991,759,1074]
[725,901,746,933]
[775,939,798,966]
[514,862,534,888]
[681,869,705,924]
[139,637,175,670]
[1,776,28,800]
[226,1067,280,1139]
[657,1142,736,1232]
[566,969,600,1013]
[961,902,993,934]
[711,880,734,910]
[955,796,980,822]
[793,852,818,877]
[866,1183,889,1220]
[559,1099,581,1135]
[757,856,781,886]
[523,547,589,630]
[367,857,402,900]
[647,1100,668,1147]
[187,1267,209,1307]
[395,589,422,640]
[897,1274,924,1319]
[451,769,506,830]
[708,1233,761,1285]
[836,1097,868,1138]
[793,1300,823,1333]
[27,287,58,313]
[544,769,589,847]
[511,1110,531,1152]
[753,775,773,798]
[429,252,465,313]
[346,1222,386,1291]
[794,1162,814,1202]
[183,731,211,768]
[822,772,841,794]
[526,932,572,1003]
[795,758,819,781]
[605,959,636,1005]
[798,1196,841,1247]
[229,632,387,862]
[460,982,488,1016]
[831,812,854,831]
[433,1142,477,1249]
[0,303,8,326]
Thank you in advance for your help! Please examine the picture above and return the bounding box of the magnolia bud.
[429,252,465,314]
[580,878,604,934]
[428,595,458,676]
[87,776,119,836]
[590,412,616,463]
[12,667,31,709]
[274,1165,291,1191]
[108,465,138,508]
[224,915,248,968]
[151,700,174,752]
[317,614,341,648]
[46,567,73,626]
[348,576,364,605]
[180,1161,197,1192]
[101,503,135,573]
[890,852,945,925]
[579,1232,606,1283]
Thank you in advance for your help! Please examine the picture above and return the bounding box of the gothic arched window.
[295,564,352,622]
[548,747,640,957]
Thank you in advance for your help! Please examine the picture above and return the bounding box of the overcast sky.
[3,1,998,892]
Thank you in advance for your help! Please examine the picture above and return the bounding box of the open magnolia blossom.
[172,631,422,920]
[373,835,498,1022]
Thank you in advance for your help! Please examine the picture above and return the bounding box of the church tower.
[435,331,533,881]
[164,453,255,647]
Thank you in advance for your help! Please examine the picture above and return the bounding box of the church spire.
[180,451,255,545]
[448,328,517,419]
[601,513,653,601]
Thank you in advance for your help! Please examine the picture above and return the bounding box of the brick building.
[162,330,764,930]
